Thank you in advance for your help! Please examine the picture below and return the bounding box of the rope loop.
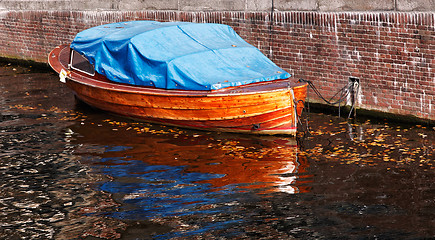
[297,78,359,119]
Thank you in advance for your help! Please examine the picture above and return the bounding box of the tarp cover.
[70,21,291,91]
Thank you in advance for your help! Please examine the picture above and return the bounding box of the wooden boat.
[48,21,307,135]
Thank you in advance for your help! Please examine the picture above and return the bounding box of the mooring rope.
[295,78,360,136]
[298,78,359,118]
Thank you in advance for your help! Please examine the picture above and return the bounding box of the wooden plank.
[70,82,293,121]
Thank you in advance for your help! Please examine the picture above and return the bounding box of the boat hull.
[48,45,307,135]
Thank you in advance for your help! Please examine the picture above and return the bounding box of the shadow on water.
[0,63,434,239]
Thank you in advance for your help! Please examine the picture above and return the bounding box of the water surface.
[0,63,433,239]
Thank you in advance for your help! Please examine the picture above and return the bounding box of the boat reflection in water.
[70,118,310,223]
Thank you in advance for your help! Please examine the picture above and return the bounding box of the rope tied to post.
[298,78,360,119]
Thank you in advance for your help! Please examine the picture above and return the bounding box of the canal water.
[0,62,433,239]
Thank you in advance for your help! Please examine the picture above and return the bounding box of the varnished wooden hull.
[48,45,307,135]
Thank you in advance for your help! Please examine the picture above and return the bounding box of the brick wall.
[0,10,434,121]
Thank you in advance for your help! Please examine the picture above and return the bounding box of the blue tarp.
[70,21,290,91]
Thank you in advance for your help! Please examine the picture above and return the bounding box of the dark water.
[0,63,434,239]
